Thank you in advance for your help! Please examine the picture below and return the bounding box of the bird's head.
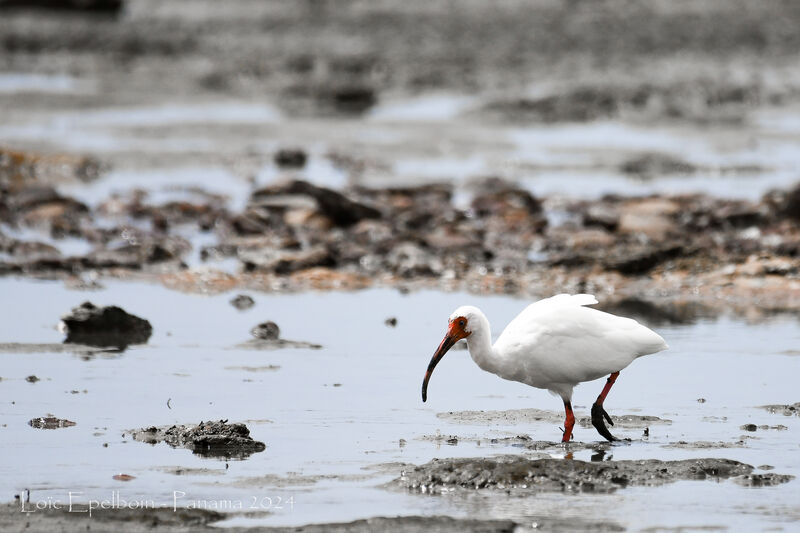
[421,306,480,402]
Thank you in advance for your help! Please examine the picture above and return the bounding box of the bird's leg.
[592,371,619,441]
[561,399,575,443]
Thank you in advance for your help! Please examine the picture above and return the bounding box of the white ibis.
[421,294,668,442]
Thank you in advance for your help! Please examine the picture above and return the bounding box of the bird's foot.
[591,403,618,442]
[559,427,574,443]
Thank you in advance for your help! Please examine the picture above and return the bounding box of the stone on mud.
[250,180,380,227]
[130,420,266,460]
[251,321,280,340]
[60,301,152,348]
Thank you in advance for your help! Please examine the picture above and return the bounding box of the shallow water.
[0,279,798,529]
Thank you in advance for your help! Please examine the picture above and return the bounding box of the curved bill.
[421,333,457,402]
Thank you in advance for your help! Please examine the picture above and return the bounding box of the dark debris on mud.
[130,420,266,460]
[394,456,757,495]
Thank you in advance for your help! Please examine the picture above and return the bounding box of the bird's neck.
[465,317,499,374]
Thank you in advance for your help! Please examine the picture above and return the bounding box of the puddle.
[0,279,798,529]
[0,73,93,94]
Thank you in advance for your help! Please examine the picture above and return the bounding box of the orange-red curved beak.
[421,321,469,402]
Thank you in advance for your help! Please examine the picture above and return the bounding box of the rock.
[230,294,255,310]
[0,0,123,12]
[28,416,76,429]
[250,180,380,227]
[240,246,335,274]
[618,198,680,240]
[394,456,754,494]
[60,302,152,349]
[274,149,308,169]
[385,317,398,327]
[620,152,697,177]
[25,375,39,383]
[740,423,758,432]
[0,148,101,191]
[130,420,266,460]
[250,321,280,340]
[328,85,377,115]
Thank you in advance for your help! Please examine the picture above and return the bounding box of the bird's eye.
[459,319,466,327]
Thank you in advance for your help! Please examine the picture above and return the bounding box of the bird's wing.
[494,299,667,388]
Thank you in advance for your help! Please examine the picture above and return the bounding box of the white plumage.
[422,294,668,442]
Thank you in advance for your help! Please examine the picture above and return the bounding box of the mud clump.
[60,302,152,349]
[131,420,266,460]
[29,416,76,429]
[395,456,755,494]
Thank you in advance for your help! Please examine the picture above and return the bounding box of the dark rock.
[230,294,255,311]
[60,301,152,348]
[250,321,280,340]
[0,0,123,12]
[25,375,39,383]
[274,149,308,169]
[250,180,380,227]
[740,423,758,432]
[28,416,76,429]
[130,420,266,460]
[385,317,398,327]
[394,456,754,494]
[329,85,377,115]
[620,152,697,176]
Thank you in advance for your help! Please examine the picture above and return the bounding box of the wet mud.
[1,502,620,533]
[130,420,266,460]
[393,456,767,495]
